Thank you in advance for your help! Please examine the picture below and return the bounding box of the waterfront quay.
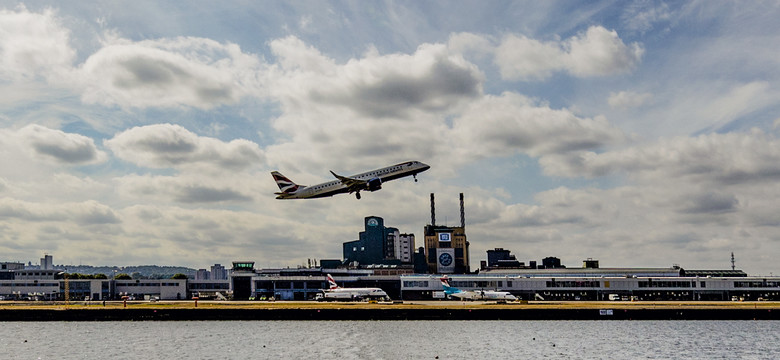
[1,300,778,321]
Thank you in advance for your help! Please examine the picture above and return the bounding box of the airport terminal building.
[2,261,779,301]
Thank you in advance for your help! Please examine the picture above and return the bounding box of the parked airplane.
[317,274,389,301]
[272,161,430,199]
[440,275,517,301]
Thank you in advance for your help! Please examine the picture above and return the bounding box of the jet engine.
[367,177,382,191]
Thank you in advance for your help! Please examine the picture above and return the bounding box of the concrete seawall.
[2,307,778,321]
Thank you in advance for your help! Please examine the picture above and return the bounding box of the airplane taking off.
[272,161,430,200]
[318,274,389,301]
[440,276,517,301]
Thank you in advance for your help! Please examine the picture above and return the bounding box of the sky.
[1,1,779,275]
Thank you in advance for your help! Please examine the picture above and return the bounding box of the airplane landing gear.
[355,191,361,200]
[413,174,418,182]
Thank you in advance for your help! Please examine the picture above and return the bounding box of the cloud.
[114,174,256,204]
[621,1,672,33]
[0,6,75,82]
[494,26,643,80]
[265,38,624,177]
[78,37,265,109]
[269,36,482,118]
[608,91,653,109]
[174,185,252,203]
[0,197,119,225]
[17,124,106,165]
[541,130,780,186]
[451,92,625,159]
[105,123,264,171]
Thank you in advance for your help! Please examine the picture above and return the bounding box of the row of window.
[189,283,230,289]
[0,283,58,287]
[546,281,601,288]
[638,281,694,288]
[734,281,780,288]
[255,281,324,290]
[359,166,402,179]
[311,166,404,191]
[451,281,502,288]
[117,283,181,287]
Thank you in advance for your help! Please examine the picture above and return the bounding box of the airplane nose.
[420,162,431,171]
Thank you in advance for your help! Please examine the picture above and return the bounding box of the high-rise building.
[343,216,415,266]
[40,254,53,270]
[211,264,228,280]
[195,268,210,280]
[397,234,415,263]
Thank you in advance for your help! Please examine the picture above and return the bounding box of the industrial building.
[424,193,470,274]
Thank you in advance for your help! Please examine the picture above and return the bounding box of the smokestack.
[460,193,465,229]
[430,193,436,226]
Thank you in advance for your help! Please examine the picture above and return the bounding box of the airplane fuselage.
[449,290,517,301]
[320,287,388,301]
[274,161,429,199]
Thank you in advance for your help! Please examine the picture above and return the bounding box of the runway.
[1,300,778,321]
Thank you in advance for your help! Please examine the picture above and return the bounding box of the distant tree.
[94,274,108,279]
[171,273,189,280]
[114,273,132,280]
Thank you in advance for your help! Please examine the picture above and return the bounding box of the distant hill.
[56,264,196,279]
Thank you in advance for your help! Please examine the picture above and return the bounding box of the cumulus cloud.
[115,174,256,204]
[451,92,625,159]
[17,124,106,165]
[494,26,643,80]
[105,124,264,171]
[265,37,624,175]
[78,37,265,109]
[269,36,482,118]
[541,130,780,185]
[0,6,75,82]
[0,197,119,225]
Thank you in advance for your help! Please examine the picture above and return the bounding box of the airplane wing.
[330,171,367,193]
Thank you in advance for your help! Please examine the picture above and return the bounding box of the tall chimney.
[430,193,436,226]
[460,193,465,229]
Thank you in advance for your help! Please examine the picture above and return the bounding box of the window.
[403,280,429,288]
[546,280,600,288]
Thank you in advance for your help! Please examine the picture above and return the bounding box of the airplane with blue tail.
[440,275,517,301]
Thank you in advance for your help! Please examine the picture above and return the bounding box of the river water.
[2,320,778,359]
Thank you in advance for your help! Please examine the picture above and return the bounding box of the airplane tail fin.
[327,274,340,290]
[272,171,304,195]
[440,275,458,294]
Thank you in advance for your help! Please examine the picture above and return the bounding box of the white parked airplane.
[440,276,517,301]
[272,161,430,199]
[318,274,389,301]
